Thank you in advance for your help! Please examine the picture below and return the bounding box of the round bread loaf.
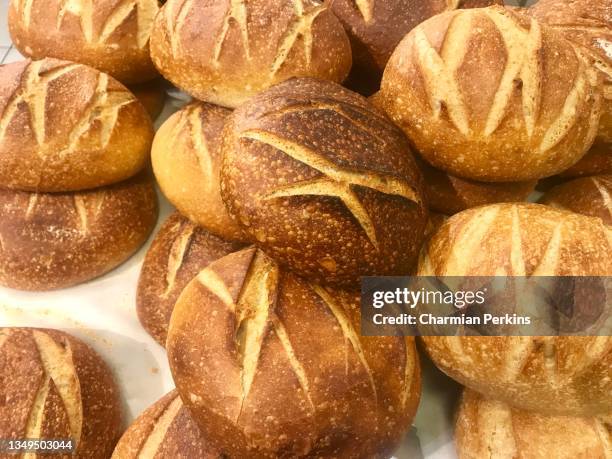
[167,247,421,458]
[152,103,246,241]
[540,175,612,225]
[419,203,611,416]
[378,6,602,182]
[330,0,501,79]
[150,0,352,108]
[0,327,123,459]
[129,79,167,121]
[527,0,612,178]
[8,0,159,84]
[0,172,158,291]
[221,78,428,286]
[137,212,243,347]
[0,58,154,192]
[455,389,612,459]
[112,390,218,459]
[418,158,536,214]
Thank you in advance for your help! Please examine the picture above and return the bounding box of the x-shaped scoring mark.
[240,130,421,249]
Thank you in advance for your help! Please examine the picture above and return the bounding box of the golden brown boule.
[455,389,612,459]
[167,247,421,458]
[221,78,428,286]
[330,0,502,81]
[129,79,167,121]
[150,0,352,108]
[418,158,536,214]
[0,327,123,459]
[0,58,154,192]
[136,212,243,347]
[152,103,246,241]
[377,6,602,182]
[526,0,612,177]
[111,390,219,459]
[419,203,611,416]
[540,174,612,225]
[8,0,159,84]
[0,172,158,291]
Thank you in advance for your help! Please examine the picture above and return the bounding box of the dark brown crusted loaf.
[112,390,219,459]
[167,247,421,458]
[418,157,536,214]
[0,172,158,291]
[221,78,428,286]
[136,212,243,347]
[152,103,246,242]
[419,203,611,416]
[455,389,612,459]
[330,0,502,78]
[150,0,352,107]
[8,0,159,84]
[540,175,612,225]
[378,6,602,182]
[0,327,123,459]
[0,58,154,192]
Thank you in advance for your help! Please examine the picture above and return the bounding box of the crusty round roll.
[8,0,159,84]
[0,327,123,459]
[419,203,611,416]
[331,0,501,80]
[455,389,612,459]
[221,78,428,286]
[418,158,536,214]
[129,79,167,121]
[152,102,246,241]
[540,175,612,225]
[150,0,352,108]
[0,59,154,192]
[136,212,243,347]
[167,247,421,458]
[0,172,158,291]
[527,0,612,178]
[377,6,602,182]
[112,390,218,459]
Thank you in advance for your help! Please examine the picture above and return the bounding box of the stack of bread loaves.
[0,58,158,290]
[8,0,168,119]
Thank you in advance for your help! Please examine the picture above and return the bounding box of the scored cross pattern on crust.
[195,253,317,418]
[73,193,106,236]
[186,106,215,184]
[240,129,421,249]
[270,0,327,76]
[413,9,592,152]
[25,331,83,449]
[0,63,134,157]
[15,0,158,48]
[163,221,196,297]
[137,395,183,457]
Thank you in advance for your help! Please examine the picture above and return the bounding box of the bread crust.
[0,172,158,291]
[150,0,352,107]
[136,212,243,347]
[0,327,123,459]
[112,390,219,459]
[418,157,536,214]
[152,103,246,241]
[221,77,428,286]
[167,247,421,458]
[0,59,154,192]
[330,0,501,78]
[8,0,159,84]
[419,203,611,416]
[455,389,612,459]
[379,6,602,182]
[540,175,612,225]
